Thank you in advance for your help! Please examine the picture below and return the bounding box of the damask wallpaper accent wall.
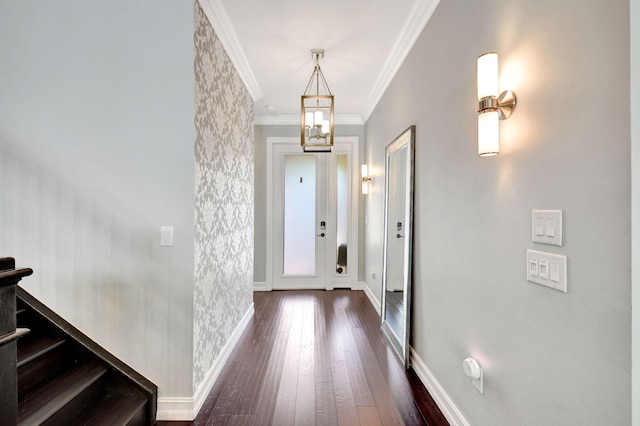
[193,1,255,390]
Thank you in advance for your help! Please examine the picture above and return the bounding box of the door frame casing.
[265,136,360,291]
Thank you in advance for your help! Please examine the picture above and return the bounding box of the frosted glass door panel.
[283,155,316,275]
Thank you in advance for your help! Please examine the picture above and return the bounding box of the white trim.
[196,0,439,122]
[266,137,360,292]
[253,281,269,292]
[362,281,381,316]
[351,281,363,291]
[197,0,263,102]
[632,0,640,423]
[155,398,193,421]
[192,304,255,415]
[254,114,364,126]
[265,138,275,292]
[156,303,255,421]
[360,0,440,122]
[410,347,470,426]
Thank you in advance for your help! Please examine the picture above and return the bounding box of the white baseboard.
[155,397,194,421]
[156,303,255,421]
[253,281,363,291]
[362,281,381,316]
[410,347,469,426]
[253,281,270,291]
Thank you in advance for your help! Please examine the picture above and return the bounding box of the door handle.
[396,233,404,238]
[317,233,325,237]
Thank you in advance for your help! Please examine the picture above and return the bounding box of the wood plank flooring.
[158,290,448,425]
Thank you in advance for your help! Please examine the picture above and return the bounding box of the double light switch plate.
[532,210,562,246]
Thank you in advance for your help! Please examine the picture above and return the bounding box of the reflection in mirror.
[336,154,348,274]
[381,126,415,367]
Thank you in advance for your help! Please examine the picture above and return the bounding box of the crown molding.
[360,0,440,122]
[198,0,263,102]
[254,114,364,126]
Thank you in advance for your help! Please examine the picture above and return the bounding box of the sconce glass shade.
[477,52,498,99]
[476,51,516,157]
[478,110,499,156]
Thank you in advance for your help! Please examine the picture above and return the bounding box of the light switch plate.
[526,250,567,293]
[532,210,563,246]
[160,226,174,247]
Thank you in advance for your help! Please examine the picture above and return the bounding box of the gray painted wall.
[253,124,365,284]
[364,0,631,424]
[0,1,195,398]
[632,0,639,424]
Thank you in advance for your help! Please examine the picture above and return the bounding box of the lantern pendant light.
[301,49,334,152]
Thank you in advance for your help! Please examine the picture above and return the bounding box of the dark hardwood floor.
[157,290,448,425]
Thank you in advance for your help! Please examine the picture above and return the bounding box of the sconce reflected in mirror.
[361,164,372,194]
[477,52,517,156]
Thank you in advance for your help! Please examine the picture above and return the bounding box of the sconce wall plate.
[477,90,516,119]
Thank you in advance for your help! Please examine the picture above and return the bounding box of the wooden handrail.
[0,268,33,287]
[0,257,33,287]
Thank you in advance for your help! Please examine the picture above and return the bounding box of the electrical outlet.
[463,358,484,394]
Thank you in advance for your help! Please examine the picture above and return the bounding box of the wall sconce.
[477,52,516,157]
[361,164,372,195]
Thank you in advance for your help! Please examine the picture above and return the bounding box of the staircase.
[1,258,157,425]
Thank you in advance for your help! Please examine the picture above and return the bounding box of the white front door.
[267,137,358,290]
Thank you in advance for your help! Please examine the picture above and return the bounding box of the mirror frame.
[381,125,415,367]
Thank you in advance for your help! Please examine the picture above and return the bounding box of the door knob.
[317,233,325,237]
[396,233,404,238]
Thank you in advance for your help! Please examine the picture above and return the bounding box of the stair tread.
[75,393,147,426]
[18,359,108,425]
[17,333,66,368]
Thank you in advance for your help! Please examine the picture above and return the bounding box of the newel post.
[0,258,33,425]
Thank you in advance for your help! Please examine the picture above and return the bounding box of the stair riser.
[18,344,80,397]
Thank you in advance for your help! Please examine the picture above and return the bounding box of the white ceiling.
[198,0,440,125]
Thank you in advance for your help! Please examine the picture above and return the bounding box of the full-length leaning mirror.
[381,125,415,367]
